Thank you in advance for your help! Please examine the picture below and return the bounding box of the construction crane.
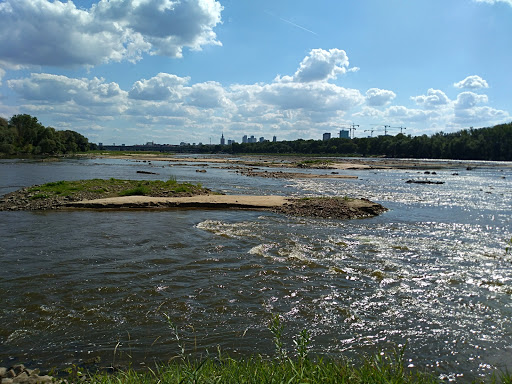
[339,123,359,139]
[390,126,407,134]
[364,129,376,137]
[349,123,359,139]
[370,124,391,135]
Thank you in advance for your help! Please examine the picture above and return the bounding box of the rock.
[27,368,39,376]
[0,365,55,384]
[12,372,29,382]
[136,170,158,175]
[406,180,444,185]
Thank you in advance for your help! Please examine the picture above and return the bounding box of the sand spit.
[66,194,289,210]
[64,195,386,220]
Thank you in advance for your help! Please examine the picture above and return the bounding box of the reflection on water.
[0,158,511,381]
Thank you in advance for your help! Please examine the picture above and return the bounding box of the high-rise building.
[249,135,257,143]
[242,135,248,143]
[323,132,331,141]
[259,137,265,142]
[339,130,350,139]
[272,136,277,142]
[220,133,225,145]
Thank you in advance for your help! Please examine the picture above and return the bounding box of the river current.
[1,156,511,381]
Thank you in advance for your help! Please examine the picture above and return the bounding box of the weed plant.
[61,315,476,384]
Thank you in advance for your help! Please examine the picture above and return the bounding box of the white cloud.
[411,89,450,108]
[365,88,396,107]
[473,0,512,6]
[454,75,489,89]
[454,91,488,109]
[352,106,385,119]
[454,106,509,124]
[129,73,190,100]
[5,48,510,143]
[385,105,440,122]
[257,82,364,111]
[8,73,128,118]
[187,81,234,109]
[291,48,351,83]
[0,0,223,68]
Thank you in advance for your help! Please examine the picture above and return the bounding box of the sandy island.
[66,194,387,219]
[1,187,387,219]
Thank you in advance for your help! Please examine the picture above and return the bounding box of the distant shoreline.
[84,152,512,170]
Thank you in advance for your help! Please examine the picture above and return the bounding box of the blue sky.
[0,0,511,145]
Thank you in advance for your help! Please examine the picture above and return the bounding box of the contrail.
[279,17,319,36]
[264,10,318,36]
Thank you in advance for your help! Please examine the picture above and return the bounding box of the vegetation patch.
[54,315,442,384]
[0,178,210,211]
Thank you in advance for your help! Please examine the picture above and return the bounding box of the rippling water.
[1,157,511,381]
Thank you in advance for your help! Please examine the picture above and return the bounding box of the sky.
[0,0,511,145]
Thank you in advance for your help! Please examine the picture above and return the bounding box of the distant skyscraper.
[259,137,264,142]
[242,135,248,143]
[272,136,277,142]
[323,132,331,141]
[249,135,256,143]
[339,130,349,139]
[220,133,225,145]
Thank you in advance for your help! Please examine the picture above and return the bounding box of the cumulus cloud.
[0,0,223,68]
[385,105,439,122]
[257,82,363,111]
[290,48,351,83]
[454,91,488,109]
[129,73,190,100]
[454,75,489,89]
[411,89,450,108]
[352,106,385,119]
[6,48,510,142]
[8,73,128,118]
[187,81,234,109]
[473,0,512,6]
[365,88,396,107]
[454,106,509,125]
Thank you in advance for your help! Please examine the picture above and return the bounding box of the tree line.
[213,122,512,161]
[0,114,96,155]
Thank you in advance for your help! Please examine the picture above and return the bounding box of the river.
[1,156,511,381]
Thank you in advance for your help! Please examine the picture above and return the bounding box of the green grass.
[118,185,151,196]
[27,178,207,200]
[57,314,512,384]
[78,354,440,384]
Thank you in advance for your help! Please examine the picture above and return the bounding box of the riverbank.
[84,152,512,171]
[0,353,438,384]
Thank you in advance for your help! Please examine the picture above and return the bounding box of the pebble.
[0,365,56,384]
